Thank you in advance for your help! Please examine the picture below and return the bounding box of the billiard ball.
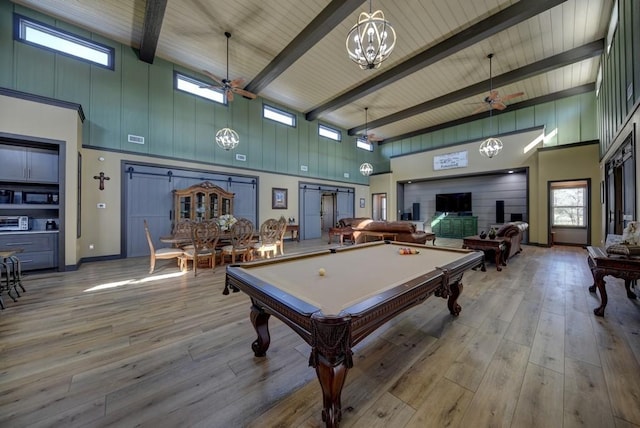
[318,268,326,276]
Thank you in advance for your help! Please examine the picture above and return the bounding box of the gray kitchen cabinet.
[0,144,58,183]
[0,232,58,270]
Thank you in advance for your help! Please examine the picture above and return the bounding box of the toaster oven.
[0,216,29,231]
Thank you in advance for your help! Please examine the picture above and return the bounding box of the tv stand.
[431,214,477,238]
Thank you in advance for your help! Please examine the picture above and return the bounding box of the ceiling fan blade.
[493,102,507,110]
[500,91,525,102]
[487,90,499,101]
[232,87,257,99]
[228,77,246,88]
[202,70,225,86]
[472,104,490,114]
[226,89,234,102]
[368,134,383,142]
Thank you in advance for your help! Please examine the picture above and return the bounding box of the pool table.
[225,241,483,428]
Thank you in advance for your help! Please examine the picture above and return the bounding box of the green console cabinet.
[431,215,478,238]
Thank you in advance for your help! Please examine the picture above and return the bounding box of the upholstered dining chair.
[275,217,288,256]
[179,220,220,276]
[253,218,280,259]
[220,218,255,266]
[143,219,184,274]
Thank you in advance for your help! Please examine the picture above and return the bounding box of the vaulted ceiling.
[11,0,613,145]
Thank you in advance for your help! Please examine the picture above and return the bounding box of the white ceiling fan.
[202,32,257,102]
[471,53,524,114]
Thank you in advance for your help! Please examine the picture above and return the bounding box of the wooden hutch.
[173,181,234,226]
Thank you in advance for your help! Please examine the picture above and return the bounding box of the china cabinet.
[173,181,234,225]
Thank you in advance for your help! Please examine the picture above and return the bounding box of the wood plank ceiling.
[11,0,613,144]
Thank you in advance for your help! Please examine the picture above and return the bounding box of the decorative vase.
[488,228,496,239]
[479,231,487,239]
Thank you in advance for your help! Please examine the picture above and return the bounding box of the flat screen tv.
[435,192,472,213]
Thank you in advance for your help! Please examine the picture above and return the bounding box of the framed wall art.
[272,188,288,209]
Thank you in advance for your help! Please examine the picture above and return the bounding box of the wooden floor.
[1,237,640,428]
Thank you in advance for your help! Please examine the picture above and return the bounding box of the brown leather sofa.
[495,221,528,261]
[338,218,435,245]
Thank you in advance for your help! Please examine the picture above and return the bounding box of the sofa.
[495,221,528,261]
[338,218,435,245]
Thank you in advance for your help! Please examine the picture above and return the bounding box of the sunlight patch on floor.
[84,270,187,292]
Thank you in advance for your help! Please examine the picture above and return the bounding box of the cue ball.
[318,268,326,276]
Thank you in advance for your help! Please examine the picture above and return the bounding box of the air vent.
[128,134,145,144]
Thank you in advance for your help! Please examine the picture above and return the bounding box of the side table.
[462,235,506,271]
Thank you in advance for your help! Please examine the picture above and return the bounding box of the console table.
[586,246,640,317]
[462,235,506,271]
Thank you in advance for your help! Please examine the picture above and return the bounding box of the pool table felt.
[238,244,468,315]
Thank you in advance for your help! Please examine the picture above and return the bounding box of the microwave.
[0,216,29,231]
[23,192,58,204]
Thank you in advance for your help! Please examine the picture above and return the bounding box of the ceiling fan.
[202,32,257,102]
[472,53,524,114]
[360,107,384,142]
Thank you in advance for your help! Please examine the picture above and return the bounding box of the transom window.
[14,14,114,69]
[551,185,587,227]
[175,73,225,104]
[318,124,341,141]
[357,138,373,151]
[263,105,296,127]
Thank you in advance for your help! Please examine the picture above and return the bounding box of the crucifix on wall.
[93,172,110,190]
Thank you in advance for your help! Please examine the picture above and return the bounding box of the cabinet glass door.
[209,193,219,219]
[179,195,192,221]
[194,192,206,221]
[221,197,231,215]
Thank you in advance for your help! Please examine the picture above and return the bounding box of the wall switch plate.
[300,165,308,172]
[97,203,106,208]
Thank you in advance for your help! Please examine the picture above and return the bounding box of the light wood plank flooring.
[1,238,639,427]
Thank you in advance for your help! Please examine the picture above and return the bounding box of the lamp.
[346,0,396,70]
[479,53,503,158]
[360,162,373,176]
[479,137,503,159]
[215,127,239,151]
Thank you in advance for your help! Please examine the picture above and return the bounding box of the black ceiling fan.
[202,32,257,102]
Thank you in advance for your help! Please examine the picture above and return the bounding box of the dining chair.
[275,217,288,256]
[180,220,220,276]
[220,218,255,266]
[173,219,192,248]
[144,219,184,274]
[253,218,279,259]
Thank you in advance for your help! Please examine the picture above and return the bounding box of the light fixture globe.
[359,162,374,176]
[346,5,396,70]
[215,127,239,151]
[479,137,503,159]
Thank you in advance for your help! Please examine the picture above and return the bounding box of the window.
[318,124,341,141]
[263,105,296,127]
[175,73,225,103]
[357,138,373,151]
[14,14,114,69]
[551,185,587,227]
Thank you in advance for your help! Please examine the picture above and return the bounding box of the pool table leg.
[315,360,349,428]
[447,281,463,316]
[250,304,271,356]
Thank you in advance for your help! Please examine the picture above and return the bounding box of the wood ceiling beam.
[138,0,168,64]
[243,0,363,95]
[381,83,596,144]
[351,39,604,135]
[305,0,567,122]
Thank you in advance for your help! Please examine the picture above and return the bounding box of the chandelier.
[479,53,503,158]
[479,137,503,159]
[360,162,373,176]
[215,127,239,151]
[346,1,396,70]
